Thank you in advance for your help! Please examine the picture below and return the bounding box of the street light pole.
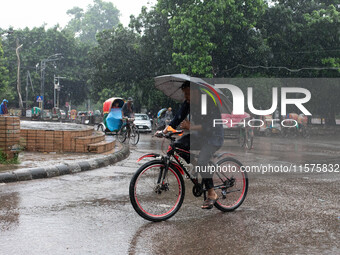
[38,53,62,119]
[40,60,45,116]
[54,74,56,108]
[54,76,65,109]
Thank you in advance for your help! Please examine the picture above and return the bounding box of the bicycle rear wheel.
[130,125,140,145]
[129,160,185,222]
[213,157,248,212]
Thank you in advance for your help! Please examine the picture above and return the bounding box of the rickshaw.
[69,109,77,122]
[51,107,61,121]
[76,111,88,124]
[97,97,140,144]
[281,113,309,138]
[257,114,282,137]
[31,107,41,120]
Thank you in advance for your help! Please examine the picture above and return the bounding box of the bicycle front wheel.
[130,125,140,145]
[213,157,248,212]
[118,125,127,143]
[129,160,185,222]
[301,126,310,138]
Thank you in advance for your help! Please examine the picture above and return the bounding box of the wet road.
[0,134,339,254]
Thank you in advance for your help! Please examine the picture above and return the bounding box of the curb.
[0,143,130,183]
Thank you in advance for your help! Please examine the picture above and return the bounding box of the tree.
[1,26,91,108]
[89,5,181,113]
[129,6,178,77]
[259,1,340,124]
[260,0,340,77]
[0,38,14,101]
[89,25,142,94]
[129,5,180,112]
[157,0,268,77]
[66,0,120,45]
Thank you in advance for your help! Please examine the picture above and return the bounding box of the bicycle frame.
[137,135,237,200]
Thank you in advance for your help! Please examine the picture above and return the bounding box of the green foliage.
[0,38,14,101]
[65,0,120,45]
[89,25,141,93]
[1,0,339,123]
[158,0,268,77]
[260,0,340,77]
[0,26,90,108]
[0,149,20,165]
[322,58,340,71]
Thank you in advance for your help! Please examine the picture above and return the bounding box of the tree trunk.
[16,40,24,112]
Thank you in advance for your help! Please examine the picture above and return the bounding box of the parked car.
[134,113,152,132]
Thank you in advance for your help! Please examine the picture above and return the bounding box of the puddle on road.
[0,192,20,231]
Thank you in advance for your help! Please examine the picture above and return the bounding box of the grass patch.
[0,149,20,165]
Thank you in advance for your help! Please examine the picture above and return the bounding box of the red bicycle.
[129,130,248,222]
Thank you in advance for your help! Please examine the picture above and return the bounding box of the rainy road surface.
[0,134,339,254]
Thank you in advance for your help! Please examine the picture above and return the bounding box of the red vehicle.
[97,97,140,145]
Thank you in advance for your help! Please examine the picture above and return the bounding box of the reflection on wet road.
[0,134,339,254]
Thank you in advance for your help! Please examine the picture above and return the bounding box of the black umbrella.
[154,74,232,114]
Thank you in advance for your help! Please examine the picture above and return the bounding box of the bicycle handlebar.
[154,130,183,139]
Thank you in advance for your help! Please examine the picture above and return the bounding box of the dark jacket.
[169,98,224,147]
[122,102,134,118]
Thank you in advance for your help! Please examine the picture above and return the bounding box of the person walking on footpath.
[0,99,8,115]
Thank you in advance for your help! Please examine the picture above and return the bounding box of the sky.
[0,0,155,29]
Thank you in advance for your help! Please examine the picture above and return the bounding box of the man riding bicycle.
[157,81,224,209]
[122,97,134,118]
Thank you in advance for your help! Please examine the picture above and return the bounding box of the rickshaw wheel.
[245,129,254,149]
[301,126,310,138]
[97,124,105,133]
[238,135,245,147]
[118,126,127,143]
[238,128,245,147]
[264,128,271,137]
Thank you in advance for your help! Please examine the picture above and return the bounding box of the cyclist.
[165,107,173,125]
[122,97,134,118]
[157,81,224,209]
